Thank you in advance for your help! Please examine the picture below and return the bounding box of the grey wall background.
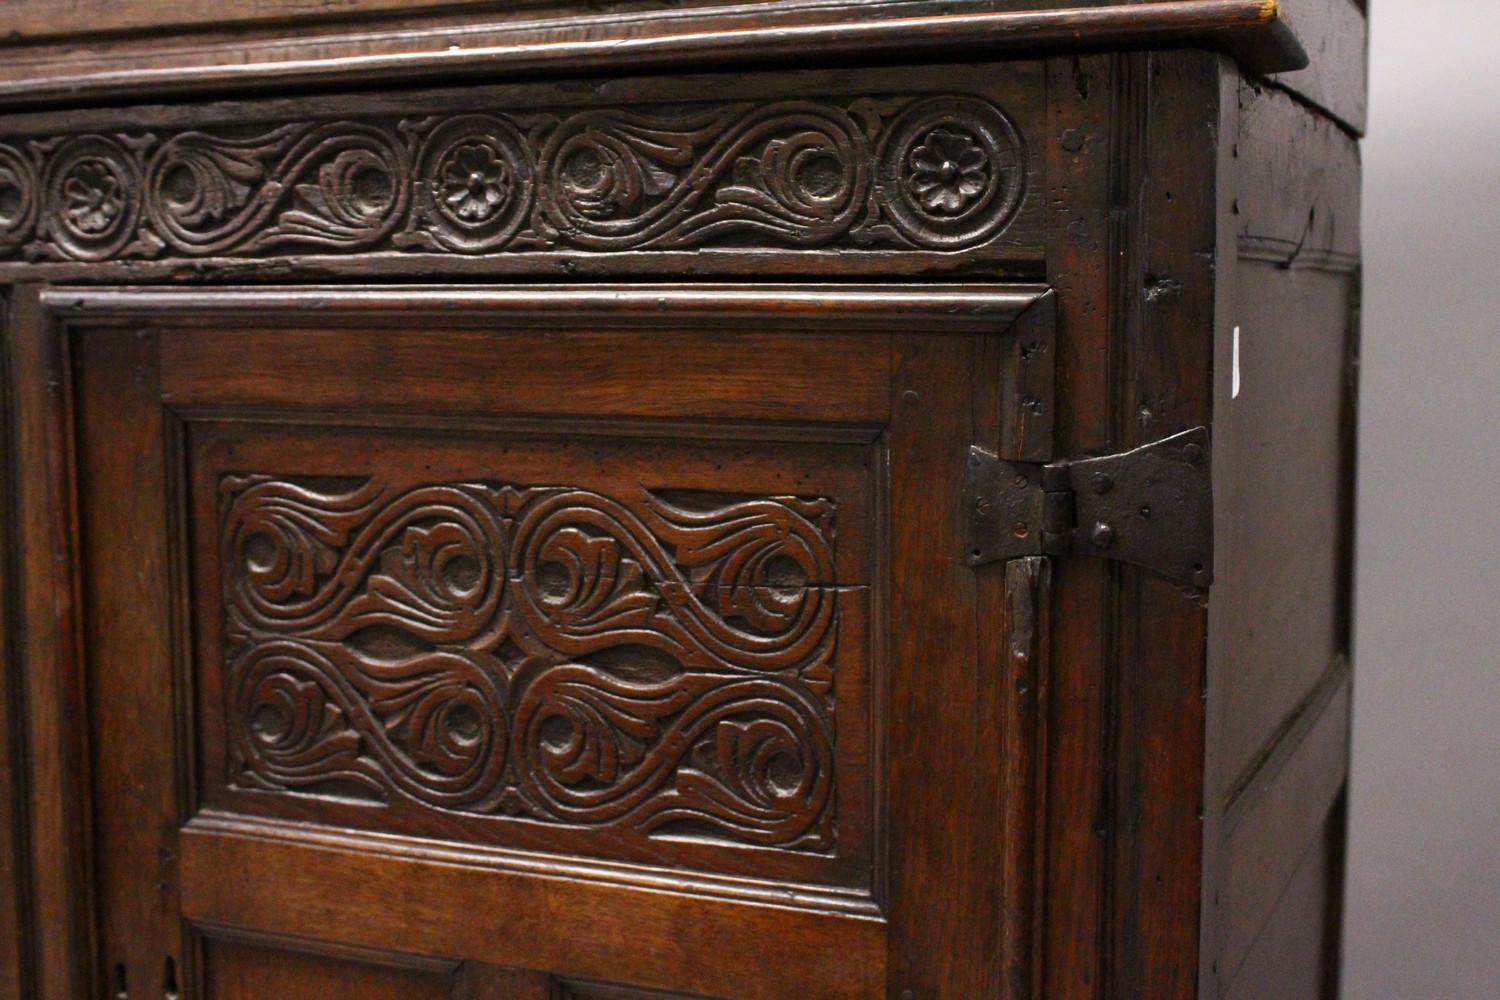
[1342,3,1500,997]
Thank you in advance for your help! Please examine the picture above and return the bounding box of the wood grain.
[0,9,1366,994]
[1267,0,1369,134]
[5,286,97,1000]
[0,2,1306,109]
[454,963,553,1000]
[882,331,990,996]
[74,328,191,1000]
[1220,678,1350,986]
[0,293,27,1000]
[1038,51,1115,1000]
[202,935,452,1000]
[163,327,891,424]
[1103,51,1218,1000]
[1236,81,1362,271]
[43,285,1046,329]
[179,823,886,1000]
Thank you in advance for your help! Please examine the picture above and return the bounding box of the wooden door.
[23,283,1049,1000]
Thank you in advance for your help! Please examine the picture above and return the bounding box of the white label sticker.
[1232,325,1242,399]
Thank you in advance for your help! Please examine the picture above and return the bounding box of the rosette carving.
[412,114,534,252]
[877,96,1027,249]
[0,143,39,257]
[9,93,1027,262]
[218,476,839,851]
[44,136,142,261]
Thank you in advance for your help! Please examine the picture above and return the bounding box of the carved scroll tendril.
[2,94,1026,262]
[220,476,839,851]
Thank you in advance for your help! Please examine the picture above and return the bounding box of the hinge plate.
[965,427,1214,587]
[964,449,1048,566]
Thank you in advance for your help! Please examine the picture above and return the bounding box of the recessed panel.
[188,422,876,892]
[201,938,451,1000]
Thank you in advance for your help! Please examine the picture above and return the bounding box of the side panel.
[1221,792,1346,1000]
[1203,76,1361,1000]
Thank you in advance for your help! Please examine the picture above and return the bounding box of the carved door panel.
[54,284,1048,1000]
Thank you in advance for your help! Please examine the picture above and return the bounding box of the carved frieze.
[219,475,839,851]
[0,95,1026,262]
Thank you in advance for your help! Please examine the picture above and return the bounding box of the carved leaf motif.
[222,478,507,645]
[6,93,1025,262]
[536,102,873,250]
[220,476,839,851]
[143,127,298,249]
[511,489,837,676]
[511,669,833,846]
[232,640,508,809]
[140,123,409,255]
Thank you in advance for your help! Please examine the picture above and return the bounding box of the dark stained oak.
[0,295,27,1000]
[201,937,452,1000]
[0,2,1307,109]
[5,286,98,1000]
[0,4,1364,999]
[0,63,1049,284]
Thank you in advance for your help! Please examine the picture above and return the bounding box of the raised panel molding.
[0,95,1026,265]
[218,475,839,852]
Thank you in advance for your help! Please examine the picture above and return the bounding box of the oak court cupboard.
[0,1,1366,998]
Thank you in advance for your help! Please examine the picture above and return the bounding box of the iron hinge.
[964,426,1214,587]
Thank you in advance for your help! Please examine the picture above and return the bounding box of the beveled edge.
[0,1,1308,111]
[38,283,1052,333]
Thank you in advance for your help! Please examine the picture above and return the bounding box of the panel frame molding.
[6,279,1056,998]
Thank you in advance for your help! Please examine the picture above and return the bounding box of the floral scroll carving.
[0,94,1026,263]
[219,476,839,851]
